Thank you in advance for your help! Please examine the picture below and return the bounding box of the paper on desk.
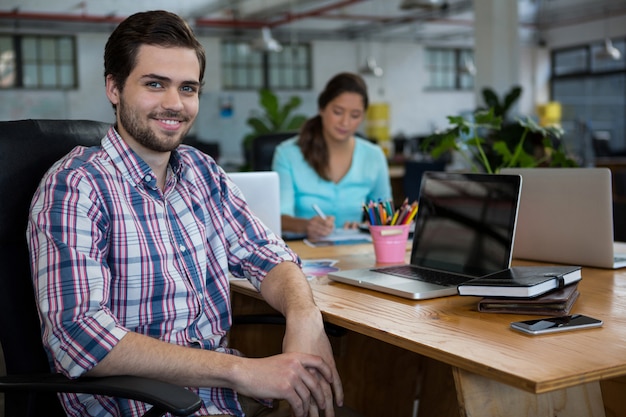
[303,228,372,247]
[302,259,340,279]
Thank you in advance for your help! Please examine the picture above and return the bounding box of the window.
[221,41,311,90]
[0,34,77,89]
[551,38,626,160]
[425,47,474,90]
[553,46,588,76]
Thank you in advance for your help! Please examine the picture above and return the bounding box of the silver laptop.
[500,167,626,269]
[228,171,281,236]
[328,172,522,300]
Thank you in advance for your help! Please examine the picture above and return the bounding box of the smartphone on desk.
[511,314,603,335]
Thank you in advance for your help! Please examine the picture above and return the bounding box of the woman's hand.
[342,221,359,229]
[307,215,335,240]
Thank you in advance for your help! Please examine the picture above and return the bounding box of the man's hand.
[232,352,335,417]
[282,308,343,417]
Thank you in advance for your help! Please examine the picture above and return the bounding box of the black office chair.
[250,132,295,171]
[183,135,221,162]
[0,119,202,417]
[402,160,446,203]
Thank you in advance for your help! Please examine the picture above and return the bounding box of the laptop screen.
[410,172,521,277]
[228,171,282,236]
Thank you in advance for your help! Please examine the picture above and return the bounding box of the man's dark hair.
[104,10,206,96]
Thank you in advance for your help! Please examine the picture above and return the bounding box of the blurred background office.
[1,0,625,168]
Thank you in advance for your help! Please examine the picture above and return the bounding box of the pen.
[312,204,327,220]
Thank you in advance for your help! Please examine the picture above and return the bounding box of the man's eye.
[147,81,163,88]
[181,85,198,93]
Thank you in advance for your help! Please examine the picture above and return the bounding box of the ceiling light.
[250,27,282,53]
[359,57,384,77]
[596,38,621,61]
[399,0,445,10]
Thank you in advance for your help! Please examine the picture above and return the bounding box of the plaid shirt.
[28,127,298,416]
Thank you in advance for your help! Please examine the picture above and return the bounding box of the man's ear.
[105,74,120,106]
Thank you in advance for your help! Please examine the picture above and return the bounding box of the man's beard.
[118,99,192,153]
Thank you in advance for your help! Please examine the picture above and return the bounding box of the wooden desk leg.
[452,368,606,417]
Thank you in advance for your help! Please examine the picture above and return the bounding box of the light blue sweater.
[272,137,392,227]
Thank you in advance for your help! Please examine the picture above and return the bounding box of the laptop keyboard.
[371,265,470,287]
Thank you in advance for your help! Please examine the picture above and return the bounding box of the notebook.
[500,167,626,269]
[328,171,522,300]
[228,171,282,237]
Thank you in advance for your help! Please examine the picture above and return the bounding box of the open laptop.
[328,171,522,300]
[228,171,281,237]
[500,167,626,269]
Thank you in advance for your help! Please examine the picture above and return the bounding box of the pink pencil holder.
[369,224,411,264]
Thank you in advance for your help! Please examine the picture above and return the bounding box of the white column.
[473,0,521,112]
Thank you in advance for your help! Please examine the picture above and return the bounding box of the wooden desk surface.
[231,241,626,395]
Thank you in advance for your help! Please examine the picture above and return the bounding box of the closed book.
[477,283,580,316]
[457,265,582,298]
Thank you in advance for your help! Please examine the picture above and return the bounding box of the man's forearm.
[86,331,239,388]
[260,260,345,413]
[259,261,320,319]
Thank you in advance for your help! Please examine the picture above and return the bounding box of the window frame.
[424,47,475,91]
[220,40,312,91]
[0,33,78,90]
[550,37,626,158]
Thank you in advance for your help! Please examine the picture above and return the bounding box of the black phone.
[510,314,603,335]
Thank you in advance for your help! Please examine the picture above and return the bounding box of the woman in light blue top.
[272,72,391,240]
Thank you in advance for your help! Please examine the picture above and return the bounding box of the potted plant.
[242,88,307,168]
[424,86,578,173]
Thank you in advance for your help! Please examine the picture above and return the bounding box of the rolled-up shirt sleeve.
[29,167,128,378]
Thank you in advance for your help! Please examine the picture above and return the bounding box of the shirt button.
[144,174,153,182]
[179,244,186,252]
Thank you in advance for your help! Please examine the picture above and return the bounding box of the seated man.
[27,10,342,417]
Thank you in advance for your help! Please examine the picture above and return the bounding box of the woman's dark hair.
[104,10,206,110]
[298,72,369,180]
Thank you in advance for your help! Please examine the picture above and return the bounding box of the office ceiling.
[1,0,625,44]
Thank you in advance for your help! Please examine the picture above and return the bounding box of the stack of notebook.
[457,265,582,316]
[476,282,580,316]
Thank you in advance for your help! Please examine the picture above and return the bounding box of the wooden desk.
[230,242,626,417]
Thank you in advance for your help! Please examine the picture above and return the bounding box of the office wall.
[543,14,626,49]
[0,31,543,165]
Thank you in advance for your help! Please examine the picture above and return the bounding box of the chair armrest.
[0,373,202,417]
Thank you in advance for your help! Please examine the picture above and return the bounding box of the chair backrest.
[0,119,110,416]
[250,132,295,171]
[183,135,220,162]
[402,160,446,203]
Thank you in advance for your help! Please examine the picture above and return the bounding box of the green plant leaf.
[423,87,578,174]
[242,88,307,156]
[492,141,513,160]
[246,117,272,134]
[285,115,307,130]
[482,88,500,112]
[448,115,466,125]
[259,88,278,112]
[502,86,522,116]
[474,108,501,129]
[272,96,300,130]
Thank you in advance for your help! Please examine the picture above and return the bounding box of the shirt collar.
[102,126,184,189]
